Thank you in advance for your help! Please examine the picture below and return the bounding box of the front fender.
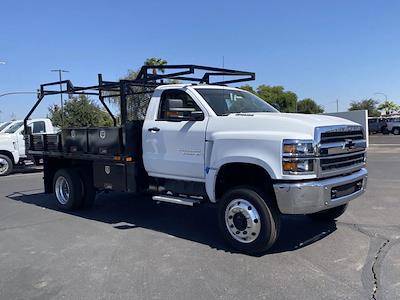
[0,140,19,164]
[205,156,277,203]
[204,138,282,202]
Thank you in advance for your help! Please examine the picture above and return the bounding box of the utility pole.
[336,99,339,112]
[51,69,69,126]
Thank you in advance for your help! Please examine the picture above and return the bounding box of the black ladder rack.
[24,64,255,131]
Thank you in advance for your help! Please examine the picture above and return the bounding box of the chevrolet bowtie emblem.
[343,139,355,150]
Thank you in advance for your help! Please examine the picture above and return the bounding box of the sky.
[1,0,400,121]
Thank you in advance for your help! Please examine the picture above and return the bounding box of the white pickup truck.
[0,118,56,176]
[25,65,368,253]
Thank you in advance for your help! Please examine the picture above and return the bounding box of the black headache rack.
[24,64,255,160]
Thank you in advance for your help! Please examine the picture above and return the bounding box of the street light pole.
[51,69,69,127]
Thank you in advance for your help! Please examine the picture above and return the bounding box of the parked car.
[385,117,400,135]
[24,65,368,254]
[368,117,387,134]
[0,118,56,176]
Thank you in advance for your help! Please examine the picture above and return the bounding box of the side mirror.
[166,98,204,121]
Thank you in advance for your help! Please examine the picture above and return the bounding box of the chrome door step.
[152,195,201,206]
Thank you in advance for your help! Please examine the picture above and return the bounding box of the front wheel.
[307,204,348,221]
[218,187,281,254]
[0,154,13,176]
[393,127,400,135]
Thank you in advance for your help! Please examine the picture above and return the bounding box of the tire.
[0,154,13,176]
[307,204,348,221]
[218,186,281,254]
[382,126,389,135]
[393,128,400,135]
[53,168,83,210]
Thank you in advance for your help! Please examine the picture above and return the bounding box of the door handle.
[148,127,160,132]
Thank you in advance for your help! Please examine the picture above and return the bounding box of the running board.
[152,195,201,206]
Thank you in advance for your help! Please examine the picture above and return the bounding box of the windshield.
[195,88,278,116]
[0,122,12,132]
[4,121,23,133]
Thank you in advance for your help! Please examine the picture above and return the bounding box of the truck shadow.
[7,190,337,256]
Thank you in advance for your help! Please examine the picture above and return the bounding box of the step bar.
[152,195,201,206]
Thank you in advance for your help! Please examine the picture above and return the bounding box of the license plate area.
[331,179,363,199]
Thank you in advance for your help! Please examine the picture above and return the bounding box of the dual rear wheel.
[53,168,96,210]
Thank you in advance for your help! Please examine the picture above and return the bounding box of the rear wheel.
[393,127,400,135]
[0,154,13,176]
[218,187,280,254]
[53,168,83,210]
[307,204,348,221]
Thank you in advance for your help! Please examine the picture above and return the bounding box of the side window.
[32,121,45,134]
[158,90,202,121]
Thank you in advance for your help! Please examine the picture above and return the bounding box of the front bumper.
[273,168,368,214]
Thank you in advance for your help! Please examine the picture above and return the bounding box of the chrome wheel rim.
[55,176,70,205]
[225,199,261,243]
[0,158,9,175]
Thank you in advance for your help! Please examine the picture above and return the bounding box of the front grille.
[320,129,364,143]
[316,126,366,177]
[320,152,365,171]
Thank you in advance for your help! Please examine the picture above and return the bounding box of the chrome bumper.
[273,168,368,214]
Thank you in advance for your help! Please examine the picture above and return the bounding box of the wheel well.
[43,157,93,194]
[0,150,15,164]
[215,163,275,200]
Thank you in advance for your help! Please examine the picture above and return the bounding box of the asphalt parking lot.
[0,138,399,299]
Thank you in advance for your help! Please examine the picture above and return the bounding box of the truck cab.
[0,118,55,176]
[24,65,368,254]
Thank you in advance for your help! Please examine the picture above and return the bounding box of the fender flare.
[205,156,277,203]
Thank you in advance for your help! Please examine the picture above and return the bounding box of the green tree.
[239,84,257,95]
[297,98,324,114]
[378,100,400,115]
[256,85,297,112]
[49,95,113,128]
[348,99,380,117]
[109,57,169,120]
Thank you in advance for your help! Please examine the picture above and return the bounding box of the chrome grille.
[320,129,364,143]
[320,152,365,171]
[316,125,366,177]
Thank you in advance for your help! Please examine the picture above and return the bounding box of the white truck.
[25,65,368,254]
[0,121,13,133]
[0,118,55,176]
[385,117,400,135]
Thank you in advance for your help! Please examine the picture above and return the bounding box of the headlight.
[282,140,315,175]
[282,139,314,156]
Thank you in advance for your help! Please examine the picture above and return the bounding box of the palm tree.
[144,57,168,75]
[378,100,400,115]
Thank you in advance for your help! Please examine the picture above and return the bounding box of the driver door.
[143,89,207,180]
